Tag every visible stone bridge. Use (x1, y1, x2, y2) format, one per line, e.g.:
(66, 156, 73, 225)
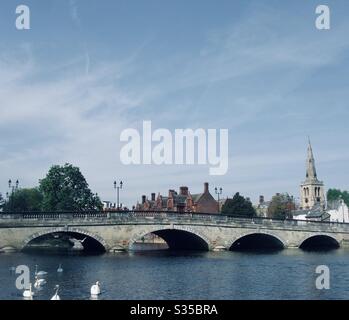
(1, 211, 349, 253)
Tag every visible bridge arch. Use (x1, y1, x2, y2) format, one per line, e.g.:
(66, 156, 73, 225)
(228, 231, 286, 251)
(129, 226, 211, 251)
(299, 234, 340, 250)
(22, 227, 108, 253)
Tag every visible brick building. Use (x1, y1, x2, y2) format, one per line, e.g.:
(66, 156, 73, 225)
(136, 182, 219, 214)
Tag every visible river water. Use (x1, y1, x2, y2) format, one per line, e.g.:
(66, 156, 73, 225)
(0, 248, 348, 300)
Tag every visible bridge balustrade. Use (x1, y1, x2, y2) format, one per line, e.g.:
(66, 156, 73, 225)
(0, 211, 348, 231)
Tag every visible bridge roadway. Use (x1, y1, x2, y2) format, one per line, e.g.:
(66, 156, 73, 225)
(0, 211, 349, 252)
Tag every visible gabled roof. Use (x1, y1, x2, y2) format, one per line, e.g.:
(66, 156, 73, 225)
(306, 211, 330, 220)
(191, 193, 204, 203)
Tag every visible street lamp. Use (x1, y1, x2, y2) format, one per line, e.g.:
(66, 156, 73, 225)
(8, 179, 19, 193)
(114, 180, 123, 210)
(215, 187, 223, 212)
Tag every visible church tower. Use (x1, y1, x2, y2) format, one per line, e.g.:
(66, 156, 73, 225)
(300, 140, 325, 210)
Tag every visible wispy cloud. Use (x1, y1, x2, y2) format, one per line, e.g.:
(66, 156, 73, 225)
(69, 0, 81, 28)
(0, 49, 145, 204)
(68, 0, 91, 76)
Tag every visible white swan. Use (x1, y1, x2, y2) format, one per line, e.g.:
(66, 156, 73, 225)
(50, 285, 60, 300)
(23, 284, 34, 299)
(69, 237, 87, 251)
(35, 265, 48, 277)
(57, 264, 63, 273)
(34, 276, 46, 288)
(90, 281, 101, 296)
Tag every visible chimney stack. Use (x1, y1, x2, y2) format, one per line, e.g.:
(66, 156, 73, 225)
(151, 193, 156, 201)
(142, 195, 146, 204)
(169, 189, 176, 197)
(180, 186, 189, 196)
(204, 182, 209, 193)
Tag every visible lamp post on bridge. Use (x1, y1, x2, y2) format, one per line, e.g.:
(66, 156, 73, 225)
(114, 180, 123, 210)
(215, 187, 223, 213)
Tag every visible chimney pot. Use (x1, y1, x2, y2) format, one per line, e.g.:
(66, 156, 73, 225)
(204, 182, 209, 193)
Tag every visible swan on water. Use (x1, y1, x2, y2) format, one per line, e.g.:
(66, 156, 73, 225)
(69, 237, 87, 251)
(50, 285, 61, 300)
(35, 265, 48, 277)
(23, 284, 34, 299)
(57, 264, 63, 273)
(90, 281, 101, 296)
(34, 276, 46, 288)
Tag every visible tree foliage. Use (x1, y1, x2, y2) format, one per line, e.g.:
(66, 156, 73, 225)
(39, 163, 103, 212)
(327, 189, 349, 207)
(267, 193, 294, 220)
(221, 192, 256, 217)
(3, 188, 43, 212)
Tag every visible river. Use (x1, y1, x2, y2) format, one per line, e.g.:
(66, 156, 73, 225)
(0, 248, 348, 300)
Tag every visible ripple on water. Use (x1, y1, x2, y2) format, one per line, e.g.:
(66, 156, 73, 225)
(1, 249, 349, 300)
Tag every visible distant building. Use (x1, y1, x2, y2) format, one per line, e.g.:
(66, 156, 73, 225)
(300, 140, 325, 210)
(136, 182, 219, 214)
(293, 203, 330, 222)
(293, 140, 327, 221)
(102, 201, 116, 210)
(327, 199, 349, 223)
(255, 195, 270, 217)
(102, 201, 129, 211)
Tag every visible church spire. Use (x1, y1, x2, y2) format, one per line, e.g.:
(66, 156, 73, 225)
(300, 139, 325, 210)
(305, 138, 317, 181)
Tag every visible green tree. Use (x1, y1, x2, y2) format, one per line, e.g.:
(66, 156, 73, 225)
(327, 189, 342, 201)
(2, 188, 43, 212)
(221, 192, 256, 217)
(39, 163, 102, 211)
(327, 189, 349, 207)
(267, 193, 294, 220)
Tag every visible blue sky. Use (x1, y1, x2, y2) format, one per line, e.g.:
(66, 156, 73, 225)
(0, 0, 349, 207)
